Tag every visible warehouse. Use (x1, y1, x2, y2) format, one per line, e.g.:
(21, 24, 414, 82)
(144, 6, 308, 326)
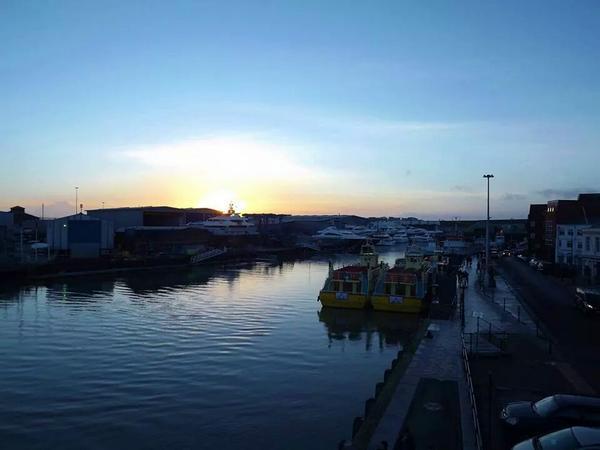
(47, 214, 114, 258)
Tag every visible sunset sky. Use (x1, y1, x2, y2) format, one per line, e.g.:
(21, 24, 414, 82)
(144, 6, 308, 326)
(2, 1, 600, 218)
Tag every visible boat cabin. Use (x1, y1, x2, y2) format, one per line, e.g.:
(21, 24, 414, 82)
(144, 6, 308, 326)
(330, 266, 367, 294)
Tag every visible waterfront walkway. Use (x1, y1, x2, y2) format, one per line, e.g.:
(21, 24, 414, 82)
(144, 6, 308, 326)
(367, 315, 477, 450)
(463, 258, 535, 335)
(367, 258, 539, 450)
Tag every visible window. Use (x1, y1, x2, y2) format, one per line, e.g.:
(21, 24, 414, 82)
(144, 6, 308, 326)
(578, 242, 582, 250)
(559, 229, 565, 236)
(567, 229, 573, 236)
(577, 229, 583, 236)
(567, 241, 572, 248)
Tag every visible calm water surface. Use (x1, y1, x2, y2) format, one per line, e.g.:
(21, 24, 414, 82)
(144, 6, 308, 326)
(0, 251, 420, 450)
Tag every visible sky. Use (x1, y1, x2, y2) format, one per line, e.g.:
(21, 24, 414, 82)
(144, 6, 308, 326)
(1, 0, 600, 219)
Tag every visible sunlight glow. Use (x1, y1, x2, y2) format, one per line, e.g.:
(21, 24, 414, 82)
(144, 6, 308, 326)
(197, 189, 247, 213)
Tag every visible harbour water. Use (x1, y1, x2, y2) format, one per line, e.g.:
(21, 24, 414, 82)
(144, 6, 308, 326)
(0, 251, 420, 450)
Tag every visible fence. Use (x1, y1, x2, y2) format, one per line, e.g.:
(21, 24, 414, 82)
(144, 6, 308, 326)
(461, 334, 484, 450)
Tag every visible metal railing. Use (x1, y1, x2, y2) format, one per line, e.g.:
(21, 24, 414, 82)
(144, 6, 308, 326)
(461, 334, 484, 450)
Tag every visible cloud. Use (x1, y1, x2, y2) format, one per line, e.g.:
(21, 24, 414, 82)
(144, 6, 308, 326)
(225, 102, 464, 137)
(535, 187, 599, 200)
(116, 134, 333, 185)
(451, 185, 474, 193)
(501, 193, 527, 201)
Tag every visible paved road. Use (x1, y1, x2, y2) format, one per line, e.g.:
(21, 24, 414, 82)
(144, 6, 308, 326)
(499, 257, 600, 394)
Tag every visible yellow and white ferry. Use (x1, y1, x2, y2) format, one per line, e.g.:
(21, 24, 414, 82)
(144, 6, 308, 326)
(370, 246, 437, 313)
(318, 242, 383, 309)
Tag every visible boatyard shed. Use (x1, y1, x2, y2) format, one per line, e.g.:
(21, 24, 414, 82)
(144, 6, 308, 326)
(88, 206, 219, 230)
(47, 214, 114, 258)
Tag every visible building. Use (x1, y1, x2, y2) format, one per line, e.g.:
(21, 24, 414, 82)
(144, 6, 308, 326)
(47, 214, 114, 258)
(87, 206, 219, 230)
(527, 204, 546, 257)
(0, 206, 41, 262)
(580, 228, 600, 285)
(542, 194, 600, 266)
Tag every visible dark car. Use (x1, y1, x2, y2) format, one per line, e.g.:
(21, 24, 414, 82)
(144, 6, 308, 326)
(500, 395, 600, 437)
(575, 288, 600, 315)
(512, 426, 600, 450)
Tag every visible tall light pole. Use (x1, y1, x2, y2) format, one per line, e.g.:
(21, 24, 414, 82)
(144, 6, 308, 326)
(483, 174, 494, 286)
(75, 186, 79, 215)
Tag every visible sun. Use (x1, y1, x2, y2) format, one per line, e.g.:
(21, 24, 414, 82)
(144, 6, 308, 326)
(197, 190, 247, 214)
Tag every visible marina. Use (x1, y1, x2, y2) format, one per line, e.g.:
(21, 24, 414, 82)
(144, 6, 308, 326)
(0, 252, 421, 450)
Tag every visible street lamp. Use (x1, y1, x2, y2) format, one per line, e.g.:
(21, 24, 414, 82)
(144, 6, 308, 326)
(483, 174, 494, 287)
(75, 186, 79, 215)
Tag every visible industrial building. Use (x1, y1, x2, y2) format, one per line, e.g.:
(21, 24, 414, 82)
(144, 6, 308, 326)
(87, 206, 219, 230)
(47, 214, 114, 258)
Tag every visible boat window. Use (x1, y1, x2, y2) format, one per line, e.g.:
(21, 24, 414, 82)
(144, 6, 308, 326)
(343, 282, 354, 293)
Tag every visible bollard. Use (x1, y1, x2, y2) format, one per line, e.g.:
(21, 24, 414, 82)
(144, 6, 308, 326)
(383, 369, 392, 382)
(352, 417, 364, 438)
(364, 398, 376, 417)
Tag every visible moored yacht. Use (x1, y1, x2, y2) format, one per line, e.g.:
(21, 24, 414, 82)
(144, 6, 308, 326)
(188, 204, 258, 236)
(312, 226, 365, 248)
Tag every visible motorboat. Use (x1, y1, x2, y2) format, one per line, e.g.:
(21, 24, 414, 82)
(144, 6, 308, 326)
(188, 204, 258, 236)
(312, 226, 365, 247)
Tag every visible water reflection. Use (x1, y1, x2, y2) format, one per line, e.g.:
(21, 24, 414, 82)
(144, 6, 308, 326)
(0, 256, 416, 450)
(318, 307, 421, 350)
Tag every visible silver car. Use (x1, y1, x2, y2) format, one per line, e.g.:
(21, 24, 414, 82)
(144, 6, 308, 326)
(512, 426, 600, 450)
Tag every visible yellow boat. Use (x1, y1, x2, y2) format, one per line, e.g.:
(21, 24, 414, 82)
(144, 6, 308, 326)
(318, 242, 382, 310)
(370, 246, 437, 313)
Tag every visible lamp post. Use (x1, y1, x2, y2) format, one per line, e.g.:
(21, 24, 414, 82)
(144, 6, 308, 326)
(75, 186, 79, 215)
(483, 174, 494, 287)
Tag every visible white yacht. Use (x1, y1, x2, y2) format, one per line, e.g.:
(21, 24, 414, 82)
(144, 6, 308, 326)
(392, 233, 409, 244)
(410, 234, 437, 254)
(312, 226, 365, 247)
(188, 204, 258, 236)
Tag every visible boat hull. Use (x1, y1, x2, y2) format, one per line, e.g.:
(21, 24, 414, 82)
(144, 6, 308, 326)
(370, 294, 423, 313)
(318, 291, 369, 309)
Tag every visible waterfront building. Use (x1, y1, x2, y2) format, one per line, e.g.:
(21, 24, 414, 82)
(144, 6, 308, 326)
(543, 194, 600, 267)
(527, 204, 546, 257)
(47, 214, 114, 258)
(87, 206, 219, 231)
(580, 227, 600, 285)
(0, 206, 42, 262)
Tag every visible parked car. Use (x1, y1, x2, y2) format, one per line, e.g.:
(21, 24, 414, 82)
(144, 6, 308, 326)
(574, 288, 600, 315)
(512, 426, 600, 450)
(502, 250, 512, 257)
(529, 258, 538, 268)
(517, 254, 528, 262)
(500, 394, 600, 437)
